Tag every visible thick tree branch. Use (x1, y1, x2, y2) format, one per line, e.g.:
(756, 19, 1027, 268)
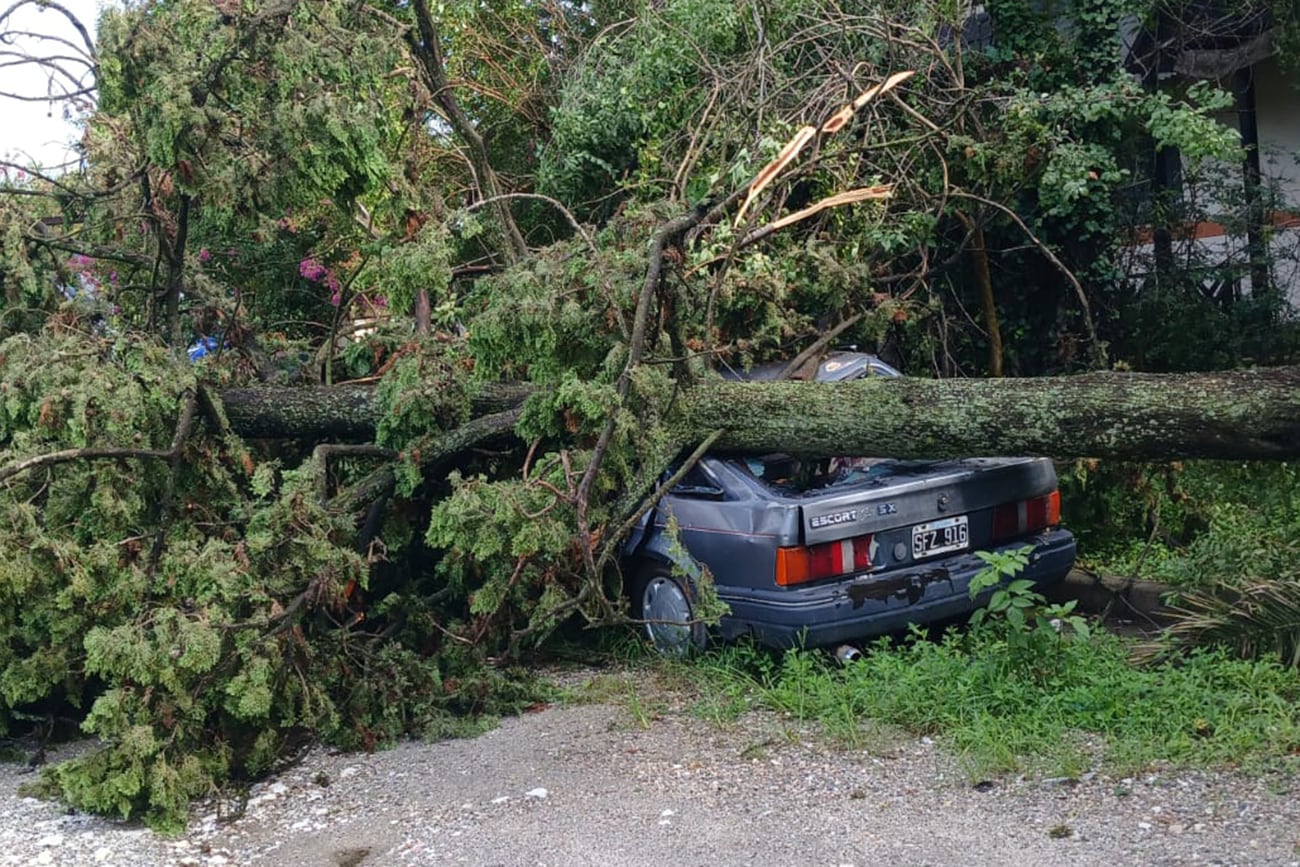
(218, 382, 533, 441)
(328, 408, 524, 515)
(213, 360, 1300, 473)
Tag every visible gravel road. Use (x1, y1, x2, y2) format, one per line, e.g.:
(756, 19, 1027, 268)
(2, 666, 1298, 867)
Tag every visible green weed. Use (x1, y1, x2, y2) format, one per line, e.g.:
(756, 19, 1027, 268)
(685, 627, 1300, 780)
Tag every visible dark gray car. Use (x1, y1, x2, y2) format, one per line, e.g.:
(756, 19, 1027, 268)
(623, 353, 1077, 653)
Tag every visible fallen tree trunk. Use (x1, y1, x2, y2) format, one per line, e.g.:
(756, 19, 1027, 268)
(219, 366, 1300, 461)
(686, 367, 1300, 460)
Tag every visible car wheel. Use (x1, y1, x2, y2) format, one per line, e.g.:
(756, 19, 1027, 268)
(633, 565, 707, 655)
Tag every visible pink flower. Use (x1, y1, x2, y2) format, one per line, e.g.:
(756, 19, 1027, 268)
(326, 272, 342, 306)
(299, 257, 328, 282)
(198, 247, 211, 263)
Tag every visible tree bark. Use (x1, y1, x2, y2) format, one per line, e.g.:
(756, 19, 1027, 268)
(219, 383, 534, 440)
(683, 368, 1300, 460)
(954, 211, 1002, 377)
(219, 367, 1300, 461)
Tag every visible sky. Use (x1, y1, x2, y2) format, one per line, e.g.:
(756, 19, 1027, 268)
(0, 0, 106, 169)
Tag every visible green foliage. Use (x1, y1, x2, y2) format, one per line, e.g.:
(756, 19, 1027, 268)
(373, 344, 474, 454)
(539, 0, 751, 209)
(426, 464, 583, 640)
(370, 223, 455, 321)
(0, 186, 62, 336)
(1065, 461, 1300, 592)
(691, 631, 1300, 779)
(968, 547, 1090, 668)
(0, 324, 543, 828)
(97, 0, 401, 205)
(466, 232, 637, 384)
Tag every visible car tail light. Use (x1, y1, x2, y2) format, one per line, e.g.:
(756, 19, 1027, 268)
(991, 490, 1061, 541)
(776, 534, 874, 586)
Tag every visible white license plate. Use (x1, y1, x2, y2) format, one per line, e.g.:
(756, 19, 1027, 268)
(911, 515, 969, 558)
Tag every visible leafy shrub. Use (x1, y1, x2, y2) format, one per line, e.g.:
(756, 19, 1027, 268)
(0, 324, 543, 829)
(1064, 460, 1300, 592)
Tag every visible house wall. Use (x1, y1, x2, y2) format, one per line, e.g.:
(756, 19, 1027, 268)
(1253, 55, 1300, 204)
(1175, 54, 1300, 306)
(1242, 55, 1300, 306)
(1116, 22, 1299, 309)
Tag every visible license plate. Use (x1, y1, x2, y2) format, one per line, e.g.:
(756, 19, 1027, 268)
(912, 515, 969, 558)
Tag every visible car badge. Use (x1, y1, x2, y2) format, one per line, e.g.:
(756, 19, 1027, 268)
(937, 494, 950, 512)
(809, 509, 858, 529)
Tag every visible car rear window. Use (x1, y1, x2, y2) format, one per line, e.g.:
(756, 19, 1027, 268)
(739, 454, 921, 495)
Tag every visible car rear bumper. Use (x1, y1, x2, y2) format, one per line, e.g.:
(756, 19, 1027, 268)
(715, 529, 1077, 649)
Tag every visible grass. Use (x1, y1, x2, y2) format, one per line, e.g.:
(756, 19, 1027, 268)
(665, 626, 1300, 782)
(547, 595, 1300, 783)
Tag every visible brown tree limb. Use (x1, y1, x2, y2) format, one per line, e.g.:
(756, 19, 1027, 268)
(328, 408, 524, 515)
(954, 210, 1003, 377)
(0, 446, 175, 484)
(950, 190, 1102, 367)
(407, 0, 528, 264)
(147, 389, 200, 577)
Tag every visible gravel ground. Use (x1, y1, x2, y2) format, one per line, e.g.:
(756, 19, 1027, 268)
(2, 666, 1298, 867)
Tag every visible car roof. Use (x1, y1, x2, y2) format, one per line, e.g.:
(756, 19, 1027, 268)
(720, 351, 900, 383)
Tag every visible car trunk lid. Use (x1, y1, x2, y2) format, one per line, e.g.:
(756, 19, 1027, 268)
(797, 457, 1057, 547)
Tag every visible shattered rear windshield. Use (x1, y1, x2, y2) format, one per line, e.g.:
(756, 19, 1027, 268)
(738, 455, 942, 496)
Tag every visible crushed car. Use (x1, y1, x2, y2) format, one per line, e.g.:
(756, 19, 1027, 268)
(623, 352, 1077, 654)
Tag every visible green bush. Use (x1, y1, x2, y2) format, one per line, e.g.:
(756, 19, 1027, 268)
(0, 325, 543, 830)
(1063, 460, 1300, 592)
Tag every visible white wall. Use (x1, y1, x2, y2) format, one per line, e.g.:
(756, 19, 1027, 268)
(1164, 55, 1300, 307)
(1254, 55, 1300, 205)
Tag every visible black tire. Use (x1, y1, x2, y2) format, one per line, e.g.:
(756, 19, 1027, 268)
(631, 563, 707, 655)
